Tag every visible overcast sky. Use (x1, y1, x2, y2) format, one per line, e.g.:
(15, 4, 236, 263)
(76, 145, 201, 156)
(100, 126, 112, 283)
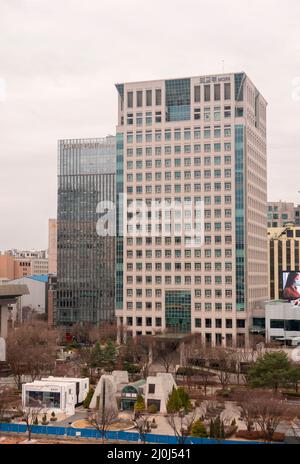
(0, 0, 299, 250)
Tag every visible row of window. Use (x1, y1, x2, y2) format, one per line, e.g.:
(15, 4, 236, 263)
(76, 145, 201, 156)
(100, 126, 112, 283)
(127, 170, 232, 180)
(126, 301, 233, 311)
(126, 275, 232, 285)
(126, 89, 162, 108)
(125, 83, 232, 110)
(127, 283, 233, 297)
(126, 262, 233, 272)
(127, 156, 232, 168)
(127, 184, 233, 195)
(126, 145, 232, 157)
(125, 317, 245, 329)
(127, 126, 232, 141)
(125, 106, 234, 125)
(126, 248, 232, 258)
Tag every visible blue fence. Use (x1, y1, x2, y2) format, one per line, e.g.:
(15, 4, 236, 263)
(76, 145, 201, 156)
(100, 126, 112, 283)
(0, 422, 267, 444)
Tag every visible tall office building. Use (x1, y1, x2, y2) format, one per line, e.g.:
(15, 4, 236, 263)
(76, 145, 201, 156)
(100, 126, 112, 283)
(48, 218, 57, 274)
(115, 72, 268, 347)
(56, 136, 116, 326)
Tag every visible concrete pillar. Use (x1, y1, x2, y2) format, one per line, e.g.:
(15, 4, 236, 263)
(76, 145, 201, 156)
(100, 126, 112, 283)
(0, 304, 8, 339)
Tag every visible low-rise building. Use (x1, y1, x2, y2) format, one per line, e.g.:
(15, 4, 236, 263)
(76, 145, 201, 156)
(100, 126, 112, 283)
(91, 370, 177, 413)
(22, 376, 89, 416)
(265, 300, 300, 345)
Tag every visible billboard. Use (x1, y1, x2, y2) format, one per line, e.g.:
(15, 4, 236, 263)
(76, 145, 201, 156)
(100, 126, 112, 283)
(282, 272, 300, 300)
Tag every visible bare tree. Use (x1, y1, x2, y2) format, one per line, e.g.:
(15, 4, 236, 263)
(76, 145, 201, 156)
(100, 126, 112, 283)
(254, 395, 300, 442)
(88, 407, 117, 443)
(153, 337, 180, 373)
(210, 347, 234, 390)
(235, 390, 258, 432)
(0, 388, 19, 422)
(6, 321, 59, 388)
(133, 413, 152, 443)
(167, 407, 197, 444)
(18, 400, 43, 442)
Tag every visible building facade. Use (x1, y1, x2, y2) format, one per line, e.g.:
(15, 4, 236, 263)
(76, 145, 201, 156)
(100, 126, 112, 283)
(0, 251, 48, 280)
(115, 72, 268, 347)
(48, 218, 57, 274)
(268, 224, 300, 300)
(267, 201, 295, 228)
(56, 136, 116, 326)
(265, 300, 300, 344)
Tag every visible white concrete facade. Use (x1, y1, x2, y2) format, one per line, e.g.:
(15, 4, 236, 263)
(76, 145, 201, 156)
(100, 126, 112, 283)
(22, 377, 89, 416)
(145, 373, 177, 413)
(41, 376, 89, 403)
(265, 300, 300, 343)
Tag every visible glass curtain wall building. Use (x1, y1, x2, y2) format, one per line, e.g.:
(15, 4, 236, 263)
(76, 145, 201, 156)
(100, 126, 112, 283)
(115, 72, 268, 348)
(56, 136, 116, 326)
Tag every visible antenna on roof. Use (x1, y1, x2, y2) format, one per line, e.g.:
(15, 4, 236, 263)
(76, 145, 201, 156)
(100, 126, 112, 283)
(222, 60, 225, 73)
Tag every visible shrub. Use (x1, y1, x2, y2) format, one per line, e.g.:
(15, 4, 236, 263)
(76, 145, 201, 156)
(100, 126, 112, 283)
(151, 418, 158, 429)
(41, 413, 49, 425)
(33, 416, 39, 425)
(50, 411, 57, 421)
(231, 418, 236, 427)
(147, 404, 158, 414)
(134, 395, 145, 413)
(191, 419, 208, 438)
(236, 430, 285, 442)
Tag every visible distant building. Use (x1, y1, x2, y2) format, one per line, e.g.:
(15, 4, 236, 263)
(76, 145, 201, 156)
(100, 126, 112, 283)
(48, 219, 57, 274)
(0, 255, 14, 281)
(268, 202, 295, 227)
(0, 284, 29, 361)
(268, 201, 300, 227)
(0, 250, 48, 280)
(265, 300, 300, 345)
(8, 275, 48, 323)
(268, 224, 300, 300)
(56, 136, 116, 326)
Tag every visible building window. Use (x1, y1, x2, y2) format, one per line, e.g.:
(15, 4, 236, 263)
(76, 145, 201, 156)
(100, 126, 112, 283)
(195, 318, 201, 328)
(224, 83, 231, 100)
(204, 85, 211, 102)
(214, 84, 221, 101)
(148, 384, 155, 394)
(137, 90, 143, 107)
(194, 85, 201, 102)
(127, 91, 133, 108)
(146, 89, 152, 106)
(155, 89, 162, 106)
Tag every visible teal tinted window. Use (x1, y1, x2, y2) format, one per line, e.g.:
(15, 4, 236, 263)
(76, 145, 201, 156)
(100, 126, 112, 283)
(166, 79, 191, 122)
(165, 290, 191, 333)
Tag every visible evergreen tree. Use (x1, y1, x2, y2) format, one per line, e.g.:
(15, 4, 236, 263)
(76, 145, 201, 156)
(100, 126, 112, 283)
(191, 419, 208, 438)
(247, 351, 300, 392)
(91, 342, 104, 368)
(166, 387, 181, 413)
(103, 340, 117, 372)
(177, 387, 192, 413)
(134, 395, 146, 413)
